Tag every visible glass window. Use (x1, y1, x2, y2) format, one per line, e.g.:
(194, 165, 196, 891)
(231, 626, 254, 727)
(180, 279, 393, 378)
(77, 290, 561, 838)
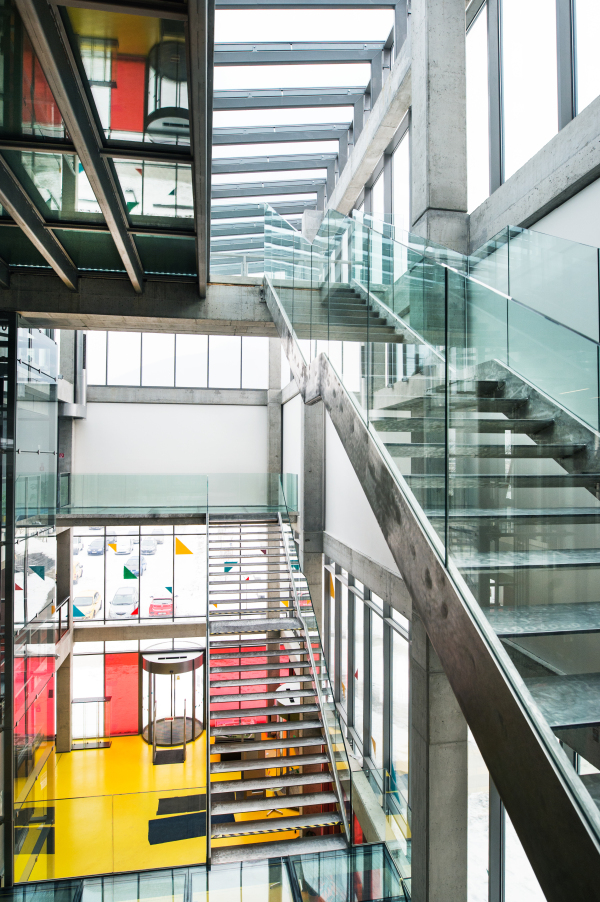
(502, 0, 558, 180)
(574, 0, 600, 114)
(391, 630, 409, 803)
(392, 133, 410, 231)
(371, 612, 384, 770)
(329, 575, 336, 687)
(466, 5, 490, 211)
(141, 333, 175, 386)
(505, 809, 547, 900)
(242, 336, 270, 389)
(354, 593, 364, 744)
(107, 332, 141, 385)
(208, 335, 242, 388)
(174, 530, 206, 618)
(468, 730, 490, 902)
(340, 584, 349, 713)
(176, 334, 208, 387)
(86, 330, 107, 385)
(371, 173, 385, 219)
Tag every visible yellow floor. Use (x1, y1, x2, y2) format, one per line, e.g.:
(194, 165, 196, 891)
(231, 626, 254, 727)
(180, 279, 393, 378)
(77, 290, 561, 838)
(16, 735, 301, 882)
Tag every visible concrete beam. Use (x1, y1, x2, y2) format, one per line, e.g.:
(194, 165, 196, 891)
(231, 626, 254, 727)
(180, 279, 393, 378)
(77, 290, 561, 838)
(327, 36, 411, 215)
(469, 92, 600, 253)
(7, 273, 276, 335)
(87, 386, 268, 405)
(268, 337, 282, 474)
(323, 531, 411, 621)
(74, 622, 207, 641)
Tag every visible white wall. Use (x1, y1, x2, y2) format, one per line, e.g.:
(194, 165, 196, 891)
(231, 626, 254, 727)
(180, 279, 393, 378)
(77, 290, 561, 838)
(73, 403, 268, 474)
(282, 394, 302, 479)
(532, 177, 600, 248)
(325, 412, 400, 575)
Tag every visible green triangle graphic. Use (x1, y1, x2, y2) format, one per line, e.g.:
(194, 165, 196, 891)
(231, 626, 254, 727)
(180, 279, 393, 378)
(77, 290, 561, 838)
(166, 586, 172, 593)
(30, 565, 45, 580)
(126, 200, 139, 212)
(73, 605, 84, 617)
(224, 561, 237, 573)
(124, 566, 137, 579)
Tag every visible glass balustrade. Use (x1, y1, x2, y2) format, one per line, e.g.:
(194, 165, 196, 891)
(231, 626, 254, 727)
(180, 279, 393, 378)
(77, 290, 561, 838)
(264, 203, 600, 856)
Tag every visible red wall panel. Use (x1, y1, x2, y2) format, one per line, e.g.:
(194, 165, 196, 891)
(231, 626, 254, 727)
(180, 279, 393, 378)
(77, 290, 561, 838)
(111, 58, 145, 133)
(105, 653, 139, 735)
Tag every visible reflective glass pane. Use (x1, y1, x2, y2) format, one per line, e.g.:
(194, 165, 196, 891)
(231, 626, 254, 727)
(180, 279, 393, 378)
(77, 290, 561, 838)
(392, 132, 410, 231)
(134, 234, 197, 277)
(176, 334, 208, 387)
(208, 335, 241, 388)
(113, 160, 194, 223)
(241, 336, 269, 389)
(54, 230, 126, 272)
(86, 330, 107, 385)
(174, 530, 206, 617)
(391, 630, 409, 807)
(2, 151, 104, 223)
(371, 173, 385, 219)
(66, 8, 189, 144)
(466, 5, 489, 211)
(575, 0, 600, 113)
(502, 0, 558, 180)
(107, 332, 141, 385)
(371, 611, 384, 770)
(141, 332, 174, 386)
(354, 593, 364, 743)
(340, 583, 348, 713)
(468, 731, 489, 902)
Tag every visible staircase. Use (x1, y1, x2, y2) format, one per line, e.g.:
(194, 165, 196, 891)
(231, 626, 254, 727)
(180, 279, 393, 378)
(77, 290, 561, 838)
(205, 517, 349, 865)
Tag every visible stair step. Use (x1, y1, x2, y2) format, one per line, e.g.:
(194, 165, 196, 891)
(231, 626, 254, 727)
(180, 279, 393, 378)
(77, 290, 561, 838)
(210, 640, 312, 651)
(211, 719, 323, 736)
(210, 676, 313, 688)
(371, 416, 555, 434)
(386, 441, 584, 459)
(210, 649, 317, 660)
(211, 771, 334, 794)
(210, 703, 320, 718)
(211, 689, 316, 703)
(210, 617, 303, 634)
(211, 811, 342, 838)
(210, 834, 347, 864)
(209, 578, 292, 586)
(212, 789, 337, 815)
(210, 753, 329, 773)
(210, 662, 312, 673)
(212, 736, 324, 754)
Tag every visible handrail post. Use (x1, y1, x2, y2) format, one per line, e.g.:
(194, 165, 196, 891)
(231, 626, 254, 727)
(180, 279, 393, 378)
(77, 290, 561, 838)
(183, 699, 187, 762)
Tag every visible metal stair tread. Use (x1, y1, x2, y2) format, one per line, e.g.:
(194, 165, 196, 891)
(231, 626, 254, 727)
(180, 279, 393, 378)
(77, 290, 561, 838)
(210, 662, 312, 673)
(211, 689, 317, 703)
(210, 771, 334, 794)
(210, 676, 314, 687)
(211, 719, 323, 736)
(211, 811, 342, 837)
(212, 736, 324, 754)
(210, 752, 329, 773)
(210, 617, 303, 633)
(209, 703, 320, 718)
(211, 790, 337, 815)
(210, 834, 346, 864)
(371, 416, 555, 434)
(386, 441, 584, 459)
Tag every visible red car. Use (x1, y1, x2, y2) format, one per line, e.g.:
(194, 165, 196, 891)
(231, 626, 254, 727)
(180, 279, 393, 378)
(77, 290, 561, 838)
(148, 595, 174, 616)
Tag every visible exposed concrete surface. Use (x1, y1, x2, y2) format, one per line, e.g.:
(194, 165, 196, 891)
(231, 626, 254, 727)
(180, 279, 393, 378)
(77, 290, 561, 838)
(56, 653, 73, 753)
(74, 621, 207, 641)
(410, 611, 468, 902)
(87, 386, 268, 405)
(300, 400, 325, 628)
(268, 336, 283, 475)
(281, 380, 300, 404)
(469, 92, 600, 252)
(323, 531, 411, 621)
(328, 37, 411, 215)
(10, 273, 276, 335)
(351, 768, 390, 842)
(411, 0, 468, 253)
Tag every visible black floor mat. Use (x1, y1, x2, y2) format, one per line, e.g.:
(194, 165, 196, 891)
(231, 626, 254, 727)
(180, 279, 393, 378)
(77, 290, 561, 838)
(148, 813, 206, 845)
(154, 748, 185, 765)
(157, 794, 206, 815)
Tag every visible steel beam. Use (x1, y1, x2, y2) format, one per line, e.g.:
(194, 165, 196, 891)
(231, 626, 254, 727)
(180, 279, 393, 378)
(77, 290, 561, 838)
(212, 178, 325, 198)
(213, 124, 350, 145)
(0, 136, 194, 165)
(217, 0, 397, 6)
(212, 153, 336, 174)
(0, 153, 77, 289)
(211, 220, 265, 236)
(54, 0, 188, 17)
(15, 0, 145, 293)
(211, 199, 316, 217)
(187, 0, 214, 298)
(214, 87, 364, 110)
(211, 236, 264, 252)
(214, 41, 384, 65)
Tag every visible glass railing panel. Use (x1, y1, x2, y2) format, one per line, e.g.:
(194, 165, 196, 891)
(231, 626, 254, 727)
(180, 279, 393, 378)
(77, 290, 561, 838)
(506, 227, 600, 342)
(289, 843, 405, 902)
(468, 226, 509, 295)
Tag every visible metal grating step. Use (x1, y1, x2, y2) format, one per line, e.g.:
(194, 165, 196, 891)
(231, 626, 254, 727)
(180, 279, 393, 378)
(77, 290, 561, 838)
(210, 752, 329, 773)
(210, 771, 333, 794)
(210, 704, 320, 720)
(210, 676, 314, 688)
(212, 736, 324, 754)
(211, 719, 323, 736)
(211, 790, 337, 816)
(210, 834, 347, 864)
(210, 617, 303, 633)
(210, 662, 312, 673)
(211, 811, 342, 838)
(210, 689, 317, 703)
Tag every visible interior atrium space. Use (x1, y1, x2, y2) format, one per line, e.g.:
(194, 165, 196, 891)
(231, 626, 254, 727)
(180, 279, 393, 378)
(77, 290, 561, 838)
(3, 0, 600, 900)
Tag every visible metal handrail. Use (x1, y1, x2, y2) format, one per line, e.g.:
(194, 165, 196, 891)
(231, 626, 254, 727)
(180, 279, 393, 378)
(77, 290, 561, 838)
(183, 700, 187, 762)
(277, 512, 351, 842)
(205, 512, 212, 868)
(152, 698, 157, 764)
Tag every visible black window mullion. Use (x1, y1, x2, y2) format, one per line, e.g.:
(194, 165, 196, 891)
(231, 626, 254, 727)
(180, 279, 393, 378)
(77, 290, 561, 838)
(363, 588, 372, 758)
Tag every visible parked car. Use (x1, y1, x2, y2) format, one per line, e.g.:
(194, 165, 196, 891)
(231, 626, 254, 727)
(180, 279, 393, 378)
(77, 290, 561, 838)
(73, 560, 83, 583)
(73, 589, 102, 620)
(149, 594, 173, 617)
(115, 538, 133, 555)
(140, 537, 157, 555)
(87, 537, 104, 555)
(73, 538, 83, 555)
(108, 586, 138, 619)
(151, 528, 164, 544)
(125, 554, 146, 577)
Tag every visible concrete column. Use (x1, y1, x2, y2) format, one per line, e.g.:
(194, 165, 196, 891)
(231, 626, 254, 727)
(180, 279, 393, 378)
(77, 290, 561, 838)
(410, 0, 468, 253)
(410, 611, 468, 902)
(56, 652, 73, 752)
(299, 400, 325, 630)
(267, 337, 282, 474)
